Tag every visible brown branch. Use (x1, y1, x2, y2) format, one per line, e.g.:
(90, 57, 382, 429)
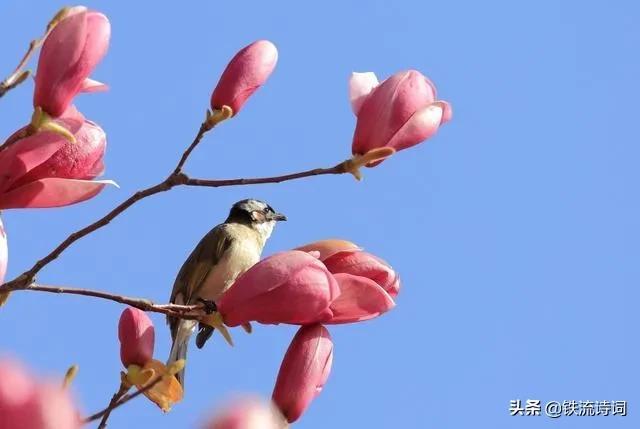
(0, 121, 209, 291)
(184, 165, 345, 188)
(22, 283, 205, 320)
(173, 123, 207, 175)
(96, 382, 130, 429)
(0, 22, 53, 99)
(84, 375, 164, 424)
(0, 125, 349, 292)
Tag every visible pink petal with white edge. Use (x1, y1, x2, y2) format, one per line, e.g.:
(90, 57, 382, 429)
(324, 273, 395, 324)
(295, 239, 361, 261)
(349, 72, 378, 115)
(0, 178, 117, 209)
(79, 78, 109, 93)
(436, 100, 453, 124)
(385, 102, 444, 152)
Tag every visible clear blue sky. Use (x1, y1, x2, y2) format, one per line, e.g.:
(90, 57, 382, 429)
(1, 1, 638, 428)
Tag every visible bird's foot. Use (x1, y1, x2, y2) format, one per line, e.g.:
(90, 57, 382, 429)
(197, 298, 218, 314)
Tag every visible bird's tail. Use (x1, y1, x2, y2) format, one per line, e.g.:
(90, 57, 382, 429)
(168, 319, 196, 388)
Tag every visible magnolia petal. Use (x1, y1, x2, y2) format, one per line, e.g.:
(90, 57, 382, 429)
(324, 273, 395, 324)
(0, 178, 117, 209)
(435, 100, 453, 124)
(384, 102, 443, 153)
(0, 133, 66, 193)
(0, 216, 8, 286)
(79, 78, 109, 93)
(295, 239, 361, 261)
(272, 325, 333, 423)
(349, 72, 379, 115)
(323, 250, 400, 298)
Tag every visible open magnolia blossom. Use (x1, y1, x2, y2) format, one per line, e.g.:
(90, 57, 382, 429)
(204, 397, 287, 429)
(34, 6, 110, 117)
(0, 107, 116, 209)
(211, 40, 278, 116)
(118, 307, 155, 367)
(272, 325, 333, 423)
(297, 239, 398, 324)
(216, 251, 340, 327)
(0, 359, 81, 429)
(216, 245, 398, 329)
(350, 70, 452, 166)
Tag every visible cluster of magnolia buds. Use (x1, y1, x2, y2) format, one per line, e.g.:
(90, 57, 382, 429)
(116, 239, 397, 425)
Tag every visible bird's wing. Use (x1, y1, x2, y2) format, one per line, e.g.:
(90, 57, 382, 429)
(168, 224, 233, 337)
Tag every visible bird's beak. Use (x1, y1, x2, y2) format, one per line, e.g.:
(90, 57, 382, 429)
(270, 212, 287, 221)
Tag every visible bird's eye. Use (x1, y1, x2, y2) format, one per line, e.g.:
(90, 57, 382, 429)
(265, 206, 274, 213)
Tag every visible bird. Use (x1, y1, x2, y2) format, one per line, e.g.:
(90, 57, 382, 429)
(167, 199, 286, 387)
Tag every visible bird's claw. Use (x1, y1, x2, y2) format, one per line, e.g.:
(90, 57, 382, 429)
(197, 298, 217, 314)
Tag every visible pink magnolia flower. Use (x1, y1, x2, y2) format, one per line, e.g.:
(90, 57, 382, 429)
(350, 70, 452, 165)
(0, 107, 115, 210)
(118, 307, 155, 367)
(0, 359, 81, 429)
(272, 324, 333, 423)
(204, 397, 285, 429)
(34, 7, 110, 117)
(0, 217, 7, 285)
(217, 251, 340, 327)
(297, 240, 398, 323)
(210, 40, 278, 115)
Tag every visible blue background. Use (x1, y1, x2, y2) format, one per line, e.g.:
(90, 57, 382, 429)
(1, 1, 638, 428)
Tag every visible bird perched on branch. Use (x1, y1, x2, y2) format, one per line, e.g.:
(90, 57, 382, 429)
(167, 199, 286, 387)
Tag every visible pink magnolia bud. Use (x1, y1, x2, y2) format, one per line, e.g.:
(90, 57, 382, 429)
(34, 8, 110, 117)
(0, 359, 81, 429)
(118, 307, 155, 367)
(0, 217, 7, 285)
(296, 240, 399, 323)
(272, 325, 333, 423)
(210, 40, 278, 115)
(0, 107, 115, 210)
(204, 397, 285, 429)
(217, 251, 340, 327)
(351, 70, 452, 165)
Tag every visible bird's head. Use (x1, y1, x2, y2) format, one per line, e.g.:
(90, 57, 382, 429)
(226, 199, 287, 240)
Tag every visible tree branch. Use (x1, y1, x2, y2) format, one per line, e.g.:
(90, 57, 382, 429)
(0, 113, 350, 292)
(184, 165, 345, 188)
(21, 283, 205, 320)
(84, 375, 164, 424)
(0, 24, 52, 99)
(0, 121, 209, 290)
(96, 382, 130, 429)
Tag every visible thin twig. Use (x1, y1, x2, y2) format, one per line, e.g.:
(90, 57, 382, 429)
(96, 382, 130, 429)
(0, 121, 209, 291)
(0, 25, 52, 99)
(0, 123, 348, 292)
(84, 375, 165, 424)
(22, 283, 204, 320)
(184, 165, 344, 188)
(173, 123, 207, 174)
